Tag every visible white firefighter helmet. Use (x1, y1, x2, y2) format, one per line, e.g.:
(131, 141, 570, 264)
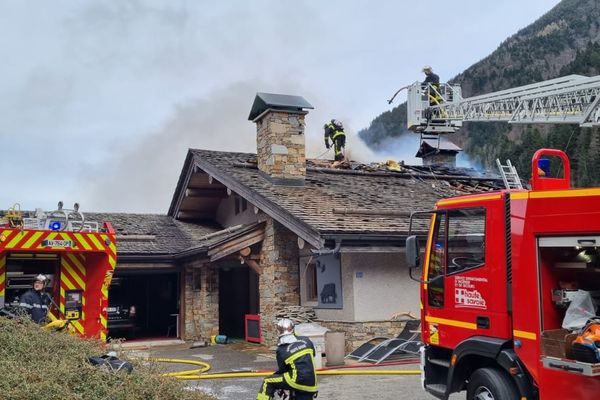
(33, 274, 48, 286)
(422, 65, 433, 73)
(276, 318, 295, 337)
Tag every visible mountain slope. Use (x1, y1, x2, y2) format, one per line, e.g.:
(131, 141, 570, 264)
(360, 0, 600, 185)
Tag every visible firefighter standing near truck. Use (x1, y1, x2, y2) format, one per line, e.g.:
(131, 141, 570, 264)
(18, 274, 50, 324)
(324, 119, 346, 162)
(257, 318, 318, 400)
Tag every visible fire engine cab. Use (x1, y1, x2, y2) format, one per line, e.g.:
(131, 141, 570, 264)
(0, 203, 116, 341)
(405, 149, 600, 399)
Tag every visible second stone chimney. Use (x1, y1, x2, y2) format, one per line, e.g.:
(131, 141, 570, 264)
(416, 136, 462, 167)
(248, 93, 314, 186)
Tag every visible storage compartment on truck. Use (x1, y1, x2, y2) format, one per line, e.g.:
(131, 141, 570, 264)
(538, 236, 600, 374)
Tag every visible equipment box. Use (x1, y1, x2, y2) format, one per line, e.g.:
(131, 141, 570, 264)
(541, 329, 577, 359)
(542, 356, 600, 377)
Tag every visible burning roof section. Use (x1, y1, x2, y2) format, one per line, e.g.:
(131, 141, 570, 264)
(169, 149, 505, 247)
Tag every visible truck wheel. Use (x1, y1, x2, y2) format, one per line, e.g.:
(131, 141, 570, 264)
(466, 368, 519, 400)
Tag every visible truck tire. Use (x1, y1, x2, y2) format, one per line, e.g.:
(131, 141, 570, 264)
(466, 367, 519, 400)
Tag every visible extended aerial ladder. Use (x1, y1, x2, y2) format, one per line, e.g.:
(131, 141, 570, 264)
(406, 74, 600, 134)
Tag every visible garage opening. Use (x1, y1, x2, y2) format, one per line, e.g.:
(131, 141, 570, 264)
(108, 270, 180, 340)
(218, 262, 259, 339)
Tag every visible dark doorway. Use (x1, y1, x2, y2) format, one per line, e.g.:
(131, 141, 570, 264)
(108, 270, 179, 340)
(218, 264, 259, 338)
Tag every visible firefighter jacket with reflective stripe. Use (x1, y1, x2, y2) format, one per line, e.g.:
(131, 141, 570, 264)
(422, 72, 440, 86)
(19, 289, 49, 324)
(275, 336, 318, 392)
(324, 122, 345, 141)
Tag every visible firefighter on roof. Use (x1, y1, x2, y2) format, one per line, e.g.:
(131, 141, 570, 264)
(324, 119, 346, 162)
(18, 274, 50, 324)
(256, 318, 318, 400)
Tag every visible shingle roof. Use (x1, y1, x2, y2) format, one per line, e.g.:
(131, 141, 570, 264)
(421, 138, 463, 152)
(87, 212, 222, 255)
(172, 149, 502, 245)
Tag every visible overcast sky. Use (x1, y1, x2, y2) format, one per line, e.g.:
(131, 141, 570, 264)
(0, 0, 562, 213)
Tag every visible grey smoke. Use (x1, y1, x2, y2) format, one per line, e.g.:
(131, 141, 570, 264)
(77, 80, 380, 213)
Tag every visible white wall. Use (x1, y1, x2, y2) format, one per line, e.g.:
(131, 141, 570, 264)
(345, 252, 419, 321)
(215, 193, 261, 227)
(299, 250, 419, 322)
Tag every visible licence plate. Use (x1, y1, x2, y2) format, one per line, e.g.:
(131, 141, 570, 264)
(42, 240, 74, 248)
(106, 307, 117, 312)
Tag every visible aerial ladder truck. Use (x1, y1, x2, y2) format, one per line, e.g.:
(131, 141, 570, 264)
(402, 74, 600, 399)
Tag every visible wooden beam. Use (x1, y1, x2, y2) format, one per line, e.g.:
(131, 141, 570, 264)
(244, 259, 261, 275)
(188, 172, 210, 187)
(185, 188, 227, 198)
(176, 211, 216, 220)
(207, 230, 264, 255)
(239, 247, 252, 257)
(208, 232, 265, 261)
(188, 172, 225, 189)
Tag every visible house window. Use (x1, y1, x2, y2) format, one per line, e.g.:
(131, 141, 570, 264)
(315, 255, 342, 309)
(427, 212, 446, 308)
(241, 198, 248, 212)
(447, 208, 486, 274)
(192, 269, 202, 292)
(426, 208, 486, 308)
(234, 196, 240, 215)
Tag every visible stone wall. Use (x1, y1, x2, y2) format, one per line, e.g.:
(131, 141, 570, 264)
(422, 153, 457, 167)
(259, 218, 301, 345)
(317, 319, 414, 353)
(255, 110, 307, 183)
(183, 260, 219, 340)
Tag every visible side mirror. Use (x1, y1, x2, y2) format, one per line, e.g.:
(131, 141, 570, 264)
(405, 235, 421, 269)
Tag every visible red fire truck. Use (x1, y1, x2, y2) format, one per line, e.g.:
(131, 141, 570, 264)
(0, 203, 116, 341)
(402, 76, 600, 399)
(406, 149, 600, 399)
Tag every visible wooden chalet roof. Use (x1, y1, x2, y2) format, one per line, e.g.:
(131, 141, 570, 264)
(169, 149, 503, 248)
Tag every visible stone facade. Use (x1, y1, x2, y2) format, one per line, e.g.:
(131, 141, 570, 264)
(422, 152, 457, 167)
(255, 110, 307, 184)
(183, 260, 219, 340)
(317, 319, 411, 353)
(259, 218, 301, 345)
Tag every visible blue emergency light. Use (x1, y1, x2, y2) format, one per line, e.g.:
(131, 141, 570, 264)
(50, 221, 61, 231)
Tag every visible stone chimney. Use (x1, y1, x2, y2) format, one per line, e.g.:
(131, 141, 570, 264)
(248, 93, 314, 186)
(416, 136, 462, 167)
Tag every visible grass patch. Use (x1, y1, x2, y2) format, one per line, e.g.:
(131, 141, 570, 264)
(0, 316, 215, 400)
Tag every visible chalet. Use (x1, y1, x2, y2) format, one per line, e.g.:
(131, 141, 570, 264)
(1, 93, 499, 348)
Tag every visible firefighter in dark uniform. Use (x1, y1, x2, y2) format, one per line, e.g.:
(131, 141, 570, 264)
(324, 119, 346, 162)
(257, 318, 318, 400)
(18, 274, 50, 324)
(422, 65, 442, 106)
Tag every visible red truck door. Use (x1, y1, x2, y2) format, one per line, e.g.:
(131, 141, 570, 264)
(423, 199, 512, 348)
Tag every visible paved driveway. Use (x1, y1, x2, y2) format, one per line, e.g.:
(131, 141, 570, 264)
(126, 341, 463, 400)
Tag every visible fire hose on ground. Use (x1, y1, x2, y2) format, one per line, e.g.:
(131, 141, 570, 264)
(150, 357, 421, 380)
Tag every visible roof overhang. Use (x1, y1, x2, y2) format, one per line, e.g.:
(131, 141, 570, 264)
(170, 151, 323, 249)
